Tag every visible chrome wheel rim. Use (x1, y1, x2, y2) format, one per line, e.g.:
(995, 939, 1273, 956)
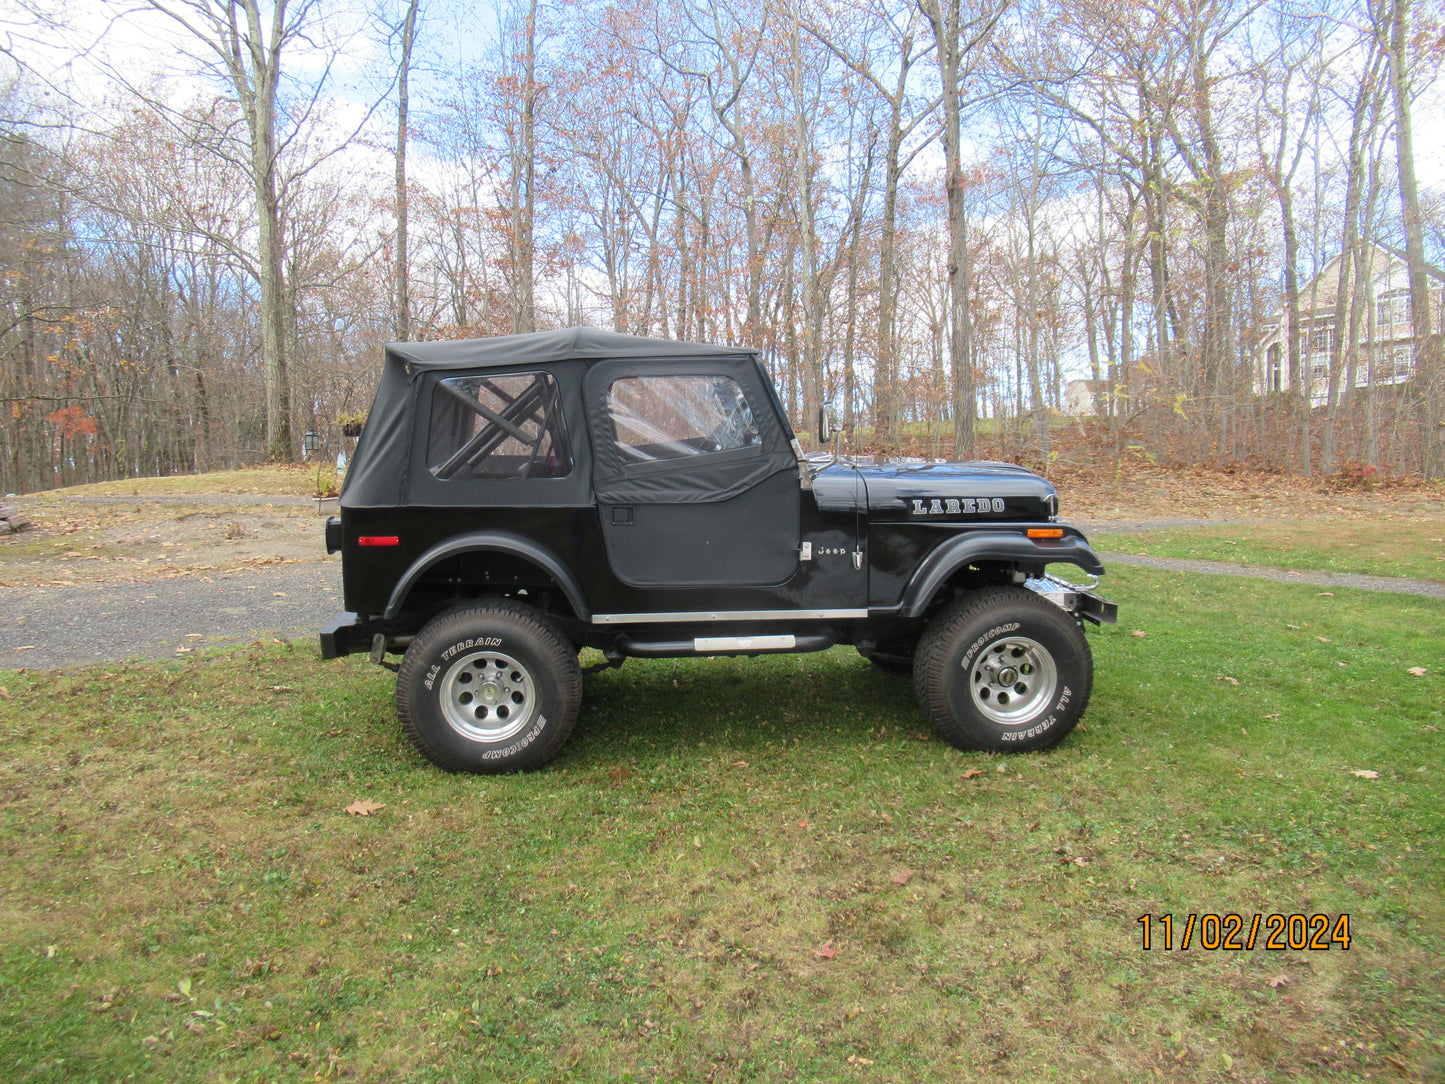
(438, 649, 536, 743)
(968, 635, 1057, 725)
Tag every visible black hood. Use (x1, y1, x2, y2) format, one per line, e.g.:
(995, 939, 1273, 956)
(850, 458, 1058, 523)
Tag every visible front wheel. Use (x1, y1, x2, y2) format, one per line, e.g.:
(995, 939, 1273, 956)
(395, 602, 581, 772)
(913, 586, 1093, 753)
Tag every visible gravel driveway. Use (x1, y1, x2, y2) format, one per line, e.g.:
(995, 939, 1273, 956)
(2, 563, 344, 670)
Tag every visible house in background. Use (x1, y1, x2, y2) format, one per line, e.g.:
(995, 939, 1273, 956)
(1255, 243, 1444, 406)
(1062, 378, 1100, 416)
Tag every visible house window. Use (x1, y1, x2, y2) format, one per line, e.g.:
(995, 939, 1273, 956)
(1305, 326, 1332, 355)
(1376, 294, 1410, 330)
(1393, 344, 1416, 379)
(427, 372, 572, 480)
(1266, 343, 1282, 392)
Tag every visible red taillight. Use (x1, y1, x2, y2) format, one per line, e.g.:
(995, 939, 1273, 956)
(358, 536, 400, 547)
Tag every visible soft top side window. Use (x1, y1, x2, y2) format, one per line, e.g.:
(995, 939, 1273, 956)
(427, 371, 572, 480)
(607, 375, 760, 463)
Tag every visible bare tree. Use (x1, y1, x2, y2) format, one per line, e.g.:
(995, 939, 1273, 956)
(393, 0, 422, 341)
(808, 0, 937, 449)
(1381, 0, 1442, 476)
(917, 0, 1010, 458)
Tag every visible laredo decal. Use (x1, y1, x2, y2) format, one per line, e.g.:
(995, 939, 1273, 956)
(911, 497, 1007, 516)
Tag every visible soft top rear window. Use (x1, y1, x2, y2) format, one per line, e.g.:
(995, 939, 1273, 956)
(427, 372, 572, 480)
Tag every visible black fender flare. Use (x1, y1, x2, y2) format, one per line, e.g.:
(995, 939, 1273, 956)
(899, 529, 1104, 618)
(383, 530, 591, 622)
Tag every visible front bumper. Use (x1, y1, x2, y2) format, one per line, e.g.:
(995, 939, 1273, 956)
(1025, 574, 1118, 625)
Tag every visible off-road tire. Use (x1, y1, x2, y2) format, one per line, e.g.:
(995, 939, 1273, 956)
(913, 586, 1092, 753)
(395, 602, 581, 773)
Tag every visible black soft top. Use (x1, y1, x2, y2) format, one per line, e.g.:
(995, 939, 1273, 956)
(341, 327, 767, 508)
(385, 326, 748, 371)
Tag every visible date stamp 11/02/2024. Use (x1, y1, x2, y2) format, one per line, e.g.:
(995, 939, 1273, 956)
(1137, 913, 1352, 952)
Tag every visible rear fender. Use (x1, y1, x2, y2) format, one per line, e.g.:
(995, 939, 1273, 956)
(383, 530, 591, 622)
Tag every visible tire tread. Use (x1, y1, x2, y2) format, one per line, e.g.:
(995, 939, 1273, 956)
(913, 586, 1092, 753)
(395, 601, 581, 773)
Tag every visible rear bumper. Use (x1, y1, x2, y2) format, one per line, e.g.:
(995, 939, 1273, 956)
(320, 612, 371, 659)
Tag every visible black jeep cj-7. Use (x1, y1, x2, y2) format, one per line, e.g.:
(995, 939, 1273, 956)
(321, 328, 1116, 772)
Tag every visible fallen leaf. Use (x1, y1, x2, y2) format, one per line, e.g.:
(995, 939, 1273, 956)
(731, 760, 749, 768)
(961, 767, 984, 779)
(1268, 975, 1290, 989)
(846, 1055, 874, 1065)
(1407, 667, 1427, 677)
(1350, 769, 1379, 780)
(345, 799, 385, 816)
(1263, 713, 1281, 720)
(890, 871, 912, 885)
(813, 940, 836, 960)
(0, 687, 8, 699)
(1286, 623, 1300, 629)
(272, 592, 287, 598)
(1131, 629, 1147, 638)
(1219, 676, 1239, 685)
(1317, 592, 1334, 597)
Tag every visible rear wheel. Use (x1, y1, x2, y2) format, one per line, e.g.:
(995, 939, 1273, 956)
(913, 587, 1092, 753)
(395, 602, 581, 772)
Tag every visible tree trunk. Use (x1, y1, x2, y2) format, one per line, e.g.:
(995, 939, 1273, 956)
(394, 0, 420, 341)
(1385, 0, 1441, 476)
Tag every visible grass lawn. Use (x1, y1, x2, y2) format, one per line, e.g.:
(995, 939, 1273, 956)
(1095, 521, 1445, 584)
(1, 567, 1441, 1083)
(26, 465, 322, 499)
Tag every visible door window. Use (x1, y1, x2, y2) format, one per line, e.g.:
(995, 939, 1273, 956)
(606, 375, 760, 462)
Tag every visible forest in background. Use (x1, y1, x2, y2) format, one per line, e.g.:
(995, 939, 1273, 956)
(1, 0, 1442, 496)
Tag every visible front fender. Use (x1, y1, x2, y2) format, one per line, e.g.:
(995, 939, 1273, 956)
(383, 530, 591, 622)
(899, 528, 1104, 619)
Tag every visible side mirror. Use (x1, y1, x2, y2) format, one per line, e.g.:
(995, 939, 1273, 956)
(817, 403, 840, 445)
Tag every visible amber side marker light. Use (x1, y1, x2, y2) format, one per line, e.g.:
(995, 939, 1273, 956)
(358, 536, 400, 547)
(1027, 528, 1065, 540)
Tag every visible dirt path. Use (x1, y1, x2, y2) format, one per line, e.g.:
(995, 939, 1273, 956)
(1098, 552, 1445, 599)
